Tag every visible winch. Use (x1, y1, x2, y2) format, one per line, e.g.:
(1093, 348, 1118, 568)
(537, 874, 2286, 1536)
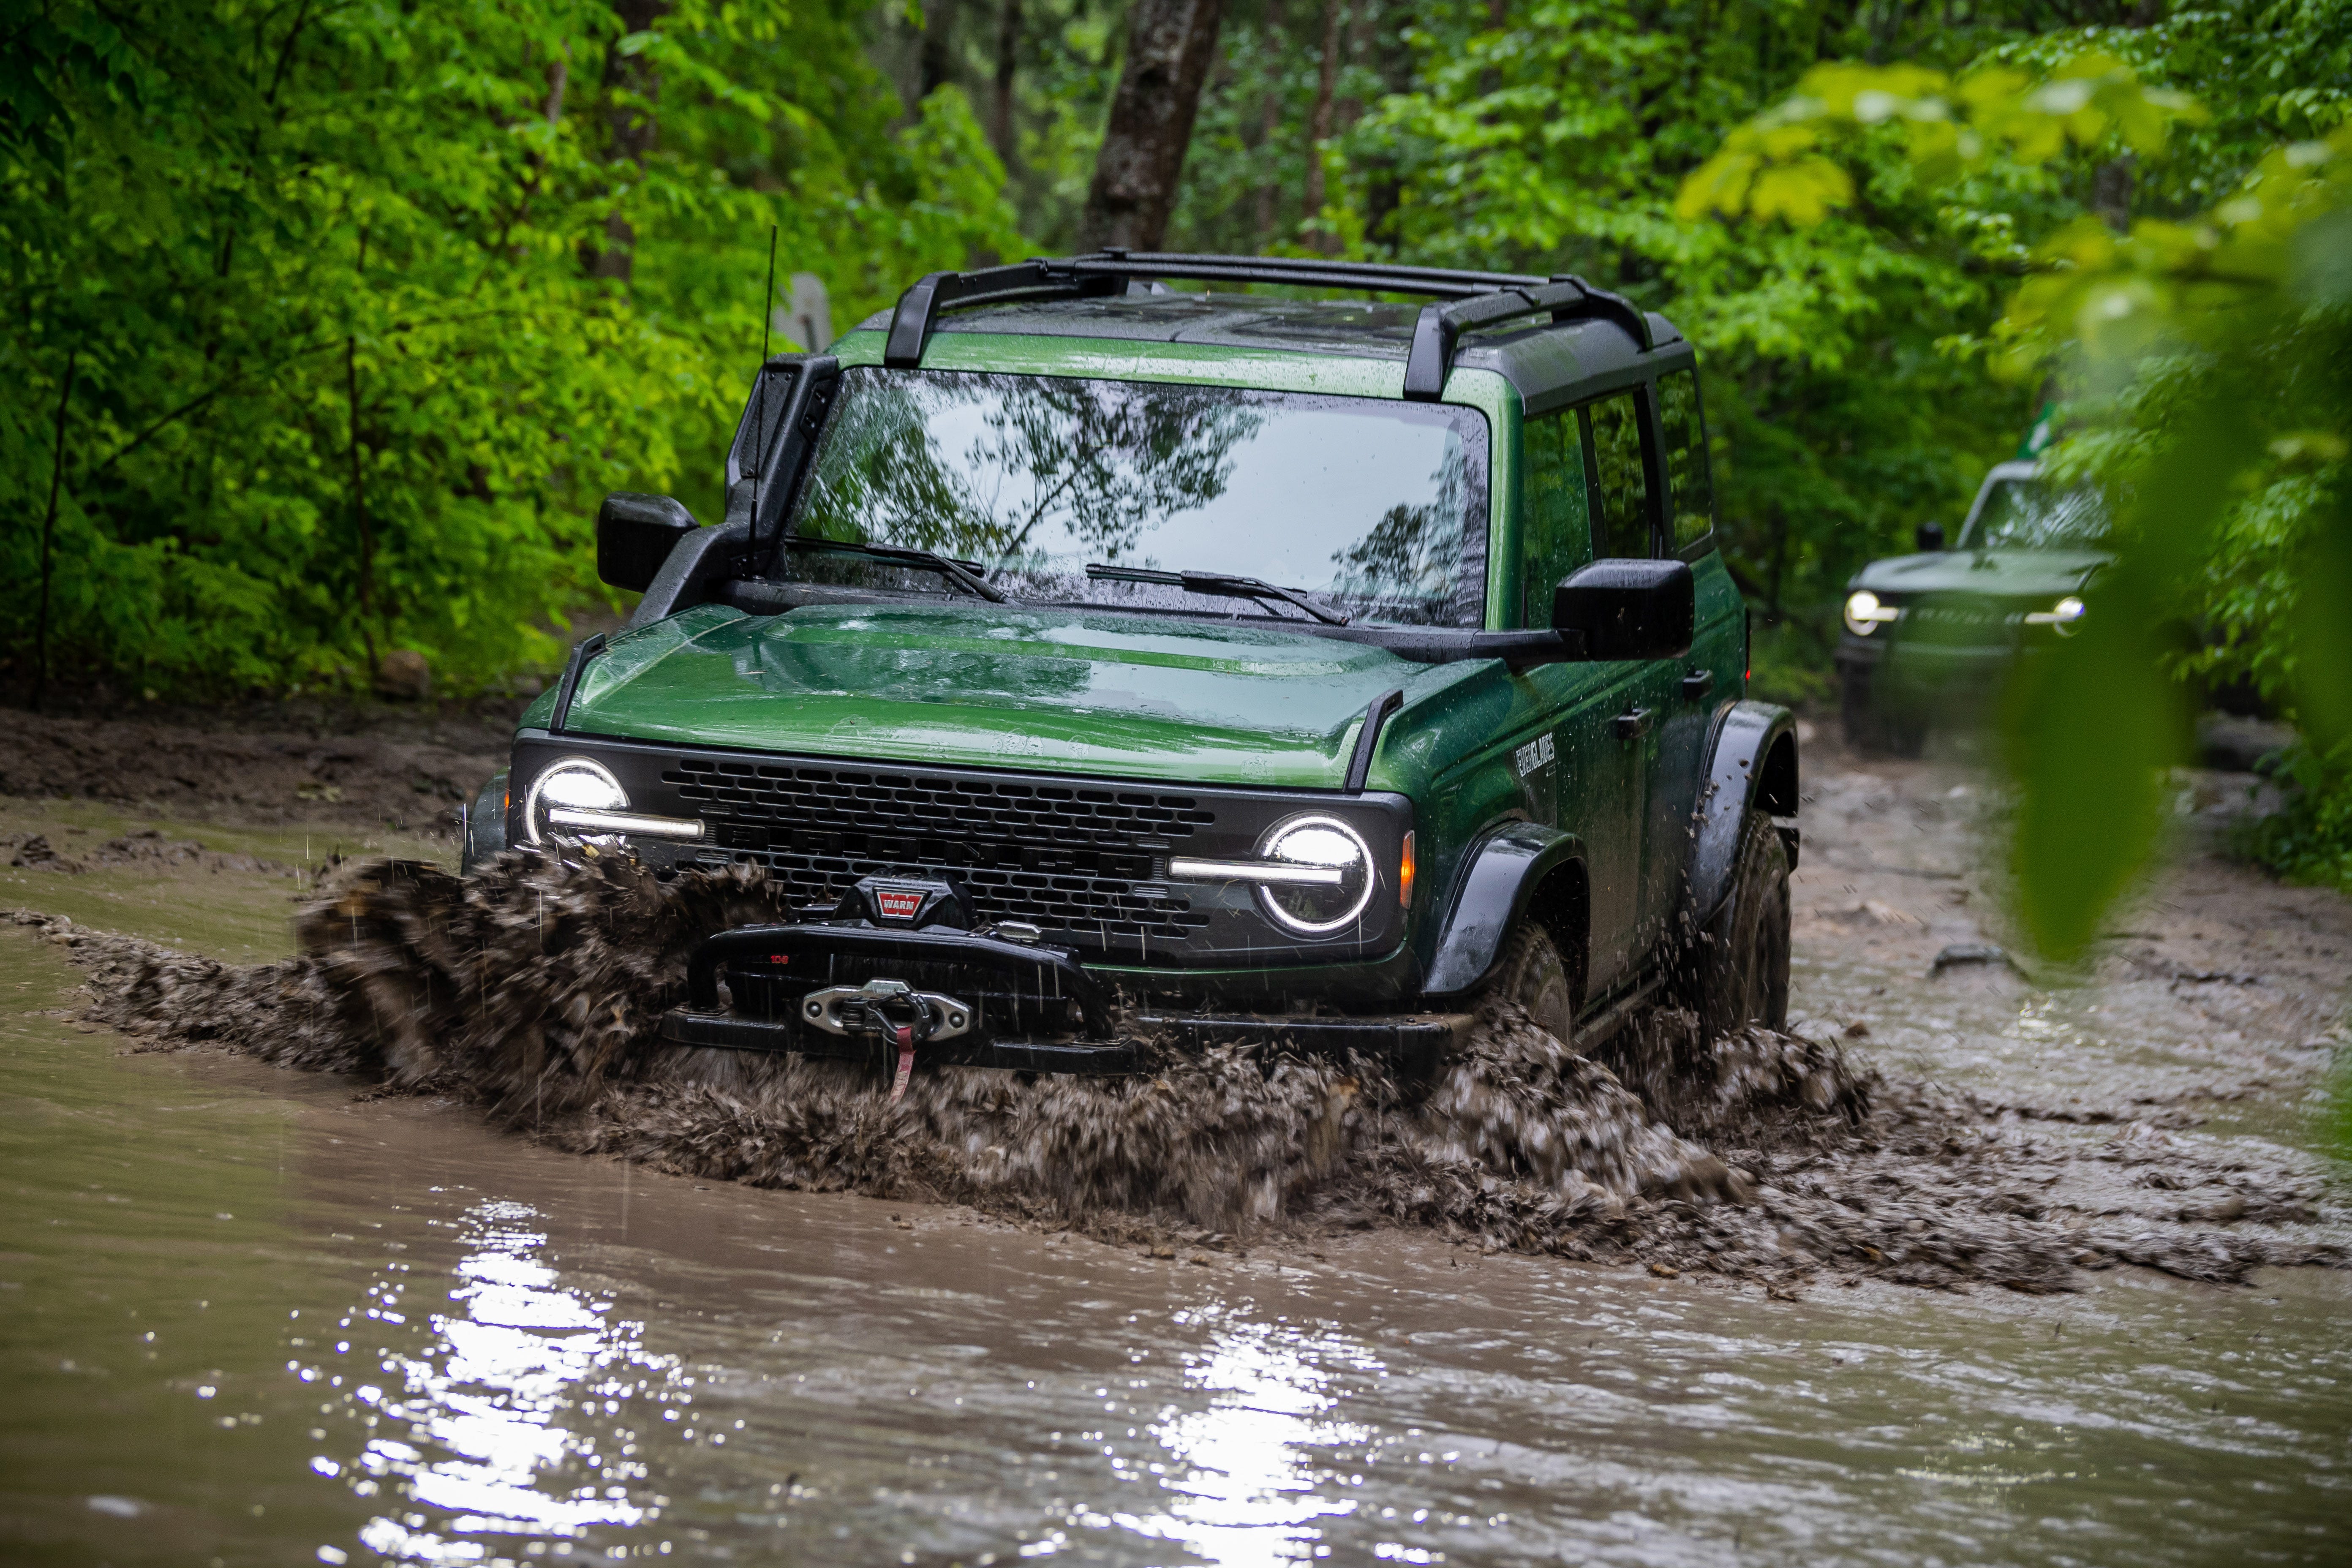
(798, 979, 974, 1103)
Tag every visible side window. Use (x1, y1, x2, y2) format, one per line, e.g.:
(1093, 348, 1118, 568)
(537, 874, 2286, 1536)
(1656, 368, 1715, 550)
(1581, 392, 1652, 559)
(1520, 411, 1589, 626)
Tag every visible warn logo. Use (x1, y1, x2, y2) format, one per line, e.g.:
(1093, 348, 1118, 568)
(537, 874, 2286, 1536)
(874, 887, 926, 922)
(848, 875, 968, 929)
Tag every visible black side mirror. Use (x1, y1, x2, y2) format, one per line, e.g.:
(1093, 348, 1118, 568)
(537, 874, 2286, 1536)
(1915, 520, 1946, 553)
(1554, 558, 1694, 661)
(597, 493, 699, 592)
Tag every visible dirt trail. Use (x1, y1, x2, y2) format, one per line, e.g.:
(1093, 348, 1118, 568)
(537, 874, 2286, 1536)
(2, 702, 516, 836)
(1791, 732, 2349, 1112)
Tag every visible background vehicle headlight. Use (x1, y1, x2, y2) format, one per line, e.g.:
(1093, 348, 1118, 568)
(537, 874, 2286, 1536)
(522, 758, 627, 845)
(2024, 595, 2087, 636)
(1843, 590, 1900, 637)
(1255, 814, 1374, 935)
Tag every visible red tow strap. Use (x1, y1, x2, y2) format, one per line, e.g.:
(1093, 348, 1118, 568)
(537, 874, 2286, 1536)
(887, 1022, 916, 1105)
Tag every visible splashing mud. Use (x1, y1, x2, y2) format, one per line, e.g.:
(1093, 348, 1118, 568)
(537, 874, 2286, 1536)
(22, 852, 2344, 1293)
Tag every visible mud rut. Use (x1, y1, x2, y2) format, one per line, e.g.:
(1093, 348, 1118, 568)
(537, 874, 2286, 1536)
(18, 810, 2344, 1295)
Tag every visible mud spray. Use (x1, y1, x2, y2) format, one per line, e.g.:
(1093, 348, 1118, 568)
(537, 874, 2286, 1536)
(20, 854, 2344, 1293)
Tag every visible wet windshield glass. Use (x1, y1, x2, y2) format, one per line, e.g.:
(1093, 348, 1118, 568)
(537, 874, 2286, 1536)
(779, 368, 1488, 626)
(1965, 478, 2109, 550)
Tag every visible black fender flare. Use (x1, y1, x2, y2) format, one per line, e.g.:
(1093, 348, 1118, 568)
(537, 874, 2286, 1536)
(1421, 820, 1587, 998)
(462, 770, 508, 875)
(1683, 700, 1800, 928)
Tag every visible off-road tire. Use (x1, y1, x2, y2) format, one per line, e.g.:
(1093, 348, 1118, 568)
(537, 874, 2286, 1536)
(1685, 808, 1792, 1040)
(1486, 923, 1576, 1045)
(1840, 665, 1925, 757)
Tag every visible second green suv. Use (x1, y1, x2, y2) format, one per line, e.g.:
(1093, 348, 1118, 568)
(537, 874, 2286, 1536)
(464, 252, 1799, 1079)
(1836, 460, 2111, 754)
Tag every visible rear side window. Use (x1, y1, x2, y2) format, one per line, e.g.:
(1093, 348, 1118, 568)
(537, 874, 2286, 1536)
(1521, 411, 1589, 626)
(1582, 392, 1652, 559)
(1656, 369, 1715, 551)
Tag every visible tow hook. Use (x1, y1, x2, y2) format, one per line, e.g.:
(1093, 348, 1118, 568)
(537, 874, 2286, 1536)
(800, 980, 973, 1104)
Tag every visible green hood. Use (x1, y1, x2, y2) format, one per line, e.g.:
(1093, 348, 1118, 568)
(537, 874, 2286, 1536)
(535, 603, 1423, 788)
(1851, 547, 2109, 599)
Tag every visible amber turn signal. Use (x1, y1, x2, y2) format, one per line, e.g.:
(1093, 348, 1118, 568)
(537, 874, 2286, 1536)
(1399, 830, 1416, 909)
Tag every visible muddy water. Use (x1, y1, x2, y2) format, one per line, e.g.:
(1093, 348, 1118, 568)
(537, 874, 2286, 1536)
(5, 764, 2351, 1567)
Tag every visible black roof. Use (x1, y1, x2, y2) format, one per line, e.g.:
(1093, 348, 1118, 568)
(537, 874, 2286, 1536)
(844, 253, 1690, 404)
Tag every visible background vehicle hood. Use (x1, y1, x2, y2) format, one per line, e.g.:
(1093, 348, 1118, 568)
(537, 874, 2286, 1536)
(536, 603, 1425, 788)
(1850, 547, 2109, 598)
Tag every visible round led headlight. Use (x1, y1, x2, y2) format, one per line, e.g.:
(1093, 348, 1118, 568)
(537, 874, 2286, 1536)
(521, 757, 627, 846)
(2023, 594, 2088, 637)
(1255, 814, 1375, 936)
(1844, 589, 1895, 637)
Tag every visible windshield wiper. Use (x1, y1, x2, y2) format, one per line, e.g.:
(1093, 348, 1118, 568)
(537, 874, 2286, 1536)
(1085, 564, 1350, 626)
(784, 536, 1006, 602)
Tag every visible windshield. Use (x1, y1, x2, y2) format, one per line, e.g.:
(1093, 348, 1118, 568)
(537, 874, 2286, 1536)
(776, 368, 1488, 626)
(1964, 478, 2109, 550)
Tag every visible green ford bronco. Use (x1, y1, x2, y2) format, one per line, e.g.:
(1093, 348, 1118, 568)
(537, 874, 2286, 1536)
(463, 252, 1800, 1080)
(1835, 459, 2111, 754)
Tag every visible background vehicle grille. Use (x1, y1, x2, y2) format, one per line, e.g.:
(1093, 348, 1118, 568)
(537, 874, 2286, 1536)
(665, 757, 1217, 947)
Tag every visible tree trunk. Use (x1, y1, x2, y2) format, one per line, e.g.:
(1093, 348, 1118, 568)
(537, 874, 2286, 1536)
(991, 0, 1022, 167)
(1253, 80, 1282, 246)
(591, 0, 671, 281)
(1079, 0, 1228, 251)
(347, 335, 380, 678)
(33, 351, 76, 715)
(920, 0, 963, 101)
(2092, 155, 2134, 234)
(1301, 0, 1343, 248)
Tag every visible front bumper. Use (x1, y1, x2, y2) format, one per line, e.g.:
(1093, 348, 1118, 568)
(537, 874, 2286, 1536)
(656, 920, 1471, 1076)
(1836, 633, 2018, 705)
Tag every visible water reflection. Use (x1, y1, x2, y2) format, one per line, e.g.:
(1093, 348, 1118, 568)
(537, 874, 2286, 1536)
(302, 1198, 685, 1563)
(1114, 1308, 1380, 1564)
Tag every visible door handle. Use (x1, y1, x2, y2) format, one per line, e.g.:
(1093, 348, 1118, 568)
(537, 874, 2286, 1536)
(1681, 668, 1713, 701)
(1613, 708, 1653, 740)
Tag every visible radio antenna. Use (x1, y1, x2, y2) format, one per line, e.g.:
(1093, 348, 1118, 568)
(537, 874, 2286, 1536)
(751, 223, 779, 564)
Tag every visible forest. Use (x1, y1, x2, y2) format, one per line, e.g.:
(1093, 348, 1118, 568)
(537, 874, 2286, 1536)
(3, 0, 2349, 895)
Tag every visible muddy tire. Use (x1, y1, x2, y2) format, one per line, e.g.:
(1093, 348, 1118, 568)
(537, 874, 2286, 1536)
(1486, 922, 1576, 1045)
(1685, 808, 1791, 1039)
(1840, 666, 1924, 757)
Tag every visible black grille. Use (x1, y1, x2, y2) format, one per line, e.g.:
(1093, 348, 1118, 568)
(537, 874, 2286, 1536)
(1901, 599, 2020, 632)
(664, 757, 1217, 946)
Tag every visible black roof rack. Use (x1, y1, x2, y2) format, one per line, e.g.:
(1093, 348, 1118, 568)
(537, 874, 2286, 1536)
(880, 250, 1655, 400)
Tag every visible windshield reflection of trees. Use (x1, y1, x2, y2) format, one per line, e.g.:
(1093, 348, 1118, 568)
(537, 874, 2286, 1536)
(1973, 484, 2109, 550)
(1328, 441, 1474, 625)
(786, 372, 1476, 627)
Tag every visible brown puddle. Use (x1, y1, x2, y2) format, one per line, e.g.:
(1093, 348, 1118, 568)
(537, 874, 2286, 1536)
(5, 747, 2350, 1566)
(34, 851, 2342, 1294)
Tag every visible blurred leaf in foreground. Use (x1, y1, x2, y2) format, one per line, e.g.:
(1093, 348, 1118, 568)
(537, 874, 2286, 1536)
(2003, 403, 2246, 958)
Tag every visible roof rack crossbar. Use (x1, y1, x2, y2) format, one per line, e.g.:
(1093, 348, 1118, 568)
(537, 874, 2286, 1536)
(880, 251, 1656, 381)
(1064, 250, 1545, 297)
(884, 261, 1127, 366)
(1402, 277, 1654, 400)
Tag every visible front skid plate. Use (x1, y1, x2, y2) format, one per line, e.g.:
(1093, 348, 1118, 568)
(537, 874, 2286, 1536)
(655, 1008, 1475, 1077)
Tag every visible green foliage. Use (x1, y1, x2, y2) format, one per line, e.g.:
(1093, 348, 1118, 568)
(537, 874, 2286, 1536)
(2232, 742, 2352, 892)
(1685, 41, 2351, 961)
(1, 0, 1018, 697)
(1677, 54, 2201, 228)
